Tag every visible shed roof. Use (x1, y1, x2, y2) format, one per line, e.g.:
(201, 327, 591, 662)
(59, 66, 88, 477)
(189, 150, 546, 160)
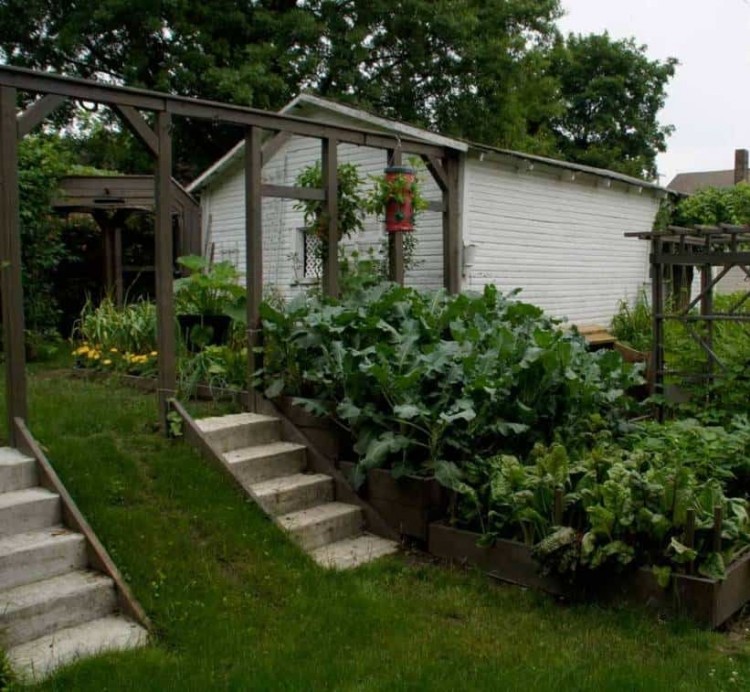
(188, 94, 668, 195)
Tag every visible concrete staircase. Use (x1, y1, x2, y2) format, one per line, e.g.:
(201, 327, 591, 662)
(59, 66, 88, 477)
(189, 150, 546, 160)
(195, 413, 399, 569)
(0, 448, 147, 681)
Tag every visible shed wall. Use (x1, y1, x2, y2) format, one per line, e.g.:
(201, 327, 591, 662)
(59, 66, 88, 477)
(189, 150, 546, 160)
(198, 114, 444, 297)
(462, 156, 661, 325)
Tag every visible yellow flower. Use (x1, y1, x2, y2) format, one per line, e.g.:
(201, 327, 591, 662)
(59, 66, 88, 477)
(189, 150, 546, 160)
(150, 351, 158, 357)
(110, 347, 118, 353)
(103, 359, 112, 365)
(93, 353, 100, 360)
(87, 351, 96, 359)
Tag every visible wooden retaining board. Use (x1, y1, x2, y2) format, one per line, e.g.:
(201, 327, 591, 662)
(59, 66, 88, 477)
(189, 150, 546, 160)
(339, 462, 448, 542)
(428, 522, 750, 628)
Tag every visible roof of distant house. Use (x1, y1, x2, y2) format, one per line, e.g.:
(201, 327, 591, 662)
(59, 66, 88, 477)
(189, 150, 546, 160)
(668, 169, 737, 195)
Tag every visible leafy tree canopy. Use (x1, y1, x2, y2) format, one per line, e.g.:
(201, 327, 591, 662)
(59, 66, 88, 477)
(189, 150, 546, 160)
(549, 33, 677, 179)
(0, 1, 676, 181)
(674, 183, 750, 227)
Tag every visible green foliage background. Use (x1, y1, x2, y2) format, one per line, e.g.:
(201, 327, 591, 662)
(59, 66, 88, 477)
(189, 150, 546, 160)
(0, 1, 676, 181)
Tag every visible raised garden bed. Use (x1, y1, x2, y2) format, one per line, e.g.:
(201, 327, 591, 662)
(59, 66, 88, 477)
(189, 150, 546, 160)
(339, 461, 448, 541)
(428, 522, 750, 628)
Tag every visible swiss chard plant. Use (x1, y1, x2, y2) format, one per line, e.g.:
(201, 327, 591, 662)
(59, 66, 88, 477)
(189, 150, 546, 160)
(452, 415, 750, 585)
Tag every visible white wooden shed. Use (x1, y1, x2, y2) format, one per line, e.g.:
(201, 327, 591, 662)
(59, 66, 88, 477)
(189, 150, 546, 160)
(188, 95, 667, 325)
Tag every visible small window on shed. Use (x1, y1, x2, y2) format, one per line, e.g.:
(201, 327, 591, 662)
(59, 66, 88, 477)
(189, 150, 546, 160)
(300, 228, 323, 279)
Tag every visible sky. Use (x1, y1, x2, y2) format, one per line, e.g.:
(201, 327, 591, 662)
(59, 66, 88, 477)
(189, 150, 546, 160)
(558, 0, 750, 185)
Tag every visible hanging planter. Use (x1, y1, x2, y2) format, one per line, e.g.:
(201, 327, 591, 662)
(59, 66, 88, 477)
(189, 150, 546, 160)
(384, 166, 416, 233)
(367, 164, 428, 234)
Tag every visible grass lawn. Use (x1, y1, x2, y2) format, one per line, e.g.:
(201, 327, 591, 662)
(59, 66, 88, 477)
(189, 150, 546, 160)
(2, 366, 750, 691)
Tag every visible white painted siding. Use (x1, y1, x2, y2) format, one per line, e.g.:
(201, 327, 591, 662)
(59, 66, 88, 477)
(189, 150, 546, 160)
(463, 156, 660, 326)
(716, 266, 749, 295)
(198, 111, 443, 298)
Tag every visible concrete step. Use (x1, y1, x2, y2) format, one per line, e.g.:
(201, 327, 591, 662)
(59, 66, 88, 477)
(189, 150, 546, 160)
(0, 570, 116, 648)
(311, 533, 400, 570)
(196, 413, 281, 453)
(0, 527, 87, 591)
(0, 448, 37, 493)
(8, 615, 148, 682)
(225, 441, 307, 486)
(0, 488, 61, 538)
(278, 502, 363, 551)
(251, 473, 333, 516)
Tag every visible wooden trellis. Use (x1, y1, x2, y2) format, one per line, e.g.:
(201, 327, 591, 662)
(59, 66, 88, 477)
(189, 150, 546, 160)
(626, 224, 750, 415)
(0, 66, 461, 440)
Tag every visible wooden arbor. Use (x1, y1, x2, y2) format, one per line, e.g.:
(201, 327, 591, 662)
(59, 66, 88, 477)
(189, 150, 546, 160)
(53, 175, 201, 305)
(626, 225, 750, 410)
(0, 66, 461, 440)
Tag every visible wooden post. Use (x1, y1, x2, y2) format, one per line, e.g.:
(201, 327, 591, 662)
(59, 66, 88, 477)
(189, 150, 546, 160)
(685, 508, 696, 574)
(387, 148, 405, 285)
(154, 111, 177, 429)
(700, 261, 714, 387)
(114, 225, 123, 306)
(651, 237, 665, 421)
(321, 138, 339, 297)
(0, 86, 27, 443)
(245, 127, 263, 411)
(442, 153, 461, 294)
(102, 221, 115, 296)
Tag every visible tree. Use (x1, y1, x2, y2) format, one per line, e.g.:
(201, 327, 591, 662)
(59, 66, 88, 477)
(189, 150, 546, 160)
(548, 33, 677, 180)
(0, 0, 564, 176)
(0, 4, 676, 181)
(313, 0, 563, 154)
(0, 0, 323, 176)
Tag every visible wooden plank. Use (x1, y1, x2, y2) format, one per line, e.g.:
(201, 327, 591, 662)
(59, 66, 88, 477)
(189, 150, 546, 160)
(245, 127, 263, 411)
(0, 65, 448, 157)
(388, 148, 405, 285)
(16, 93, 66, 137)
(154, 111, 177, 429)
(321, 138, 339, 297)
(442, 153, 461, 293)
(13, 418, 151, 630)
(112, 105, 158, 157)
(261, 184, 325, 201)
(421, 154, 449, 192)
(0, 86, 28, 443)
(654, 252, 750, 266)
(261, 130, 292, 167)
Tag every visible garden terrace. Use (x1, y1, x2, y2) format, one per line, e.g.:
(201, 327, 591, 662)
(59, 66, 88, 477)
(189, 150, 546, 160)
(625, 224, 750, 410)
(0, 65, 461, 439)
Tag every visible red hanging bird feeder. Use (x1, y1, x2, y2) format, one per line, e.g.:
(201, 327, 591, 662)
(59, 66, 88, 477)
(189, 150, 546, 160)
(384, 166, 416, 233)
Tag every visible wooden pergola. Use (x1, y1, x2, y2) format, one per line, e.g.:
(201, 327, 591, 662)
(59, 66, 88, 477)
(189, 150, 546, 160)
(0, 66, 461, 441)
(53, 175, 201, 305)
(626, 224, 750, 414)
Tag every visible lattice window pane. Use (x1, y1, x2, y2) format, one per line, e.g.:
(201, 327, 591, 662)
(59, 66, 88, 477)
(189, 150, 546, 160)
(303, 232, 323, 279)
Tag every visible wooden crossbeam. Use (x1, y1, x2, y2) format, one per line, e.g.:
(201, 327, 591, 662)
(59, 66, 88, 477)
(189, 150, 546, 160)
(113, 104, 158, 157)
(17, 94, 66, 137)
(0, 65, 447, 158)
